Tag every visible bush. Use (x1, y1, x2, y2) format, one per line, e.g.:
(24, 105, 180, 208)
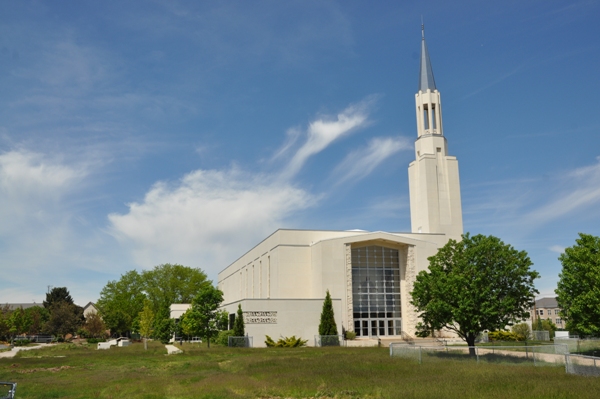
(87, 338, 106, 344)
(214, 330, 234, 346)
(345, 331, 356, 340)
(265, 335, 307, 348)
(511, 323, 531, 341)
(13, 339, 31, 346)
(488, 331, 520, 342)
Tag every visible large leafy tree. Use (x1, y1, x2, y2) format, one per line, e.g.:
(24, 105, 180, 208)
(97, 270, 146, 336)
(9, 307, 32, 338)
(143, 264, 210, 313)
(555, 233, 600, 336)
(152, 306, 175, 344)
(0, 305, 10, 340)
(44, 302, 84, 338)
(25, 306, 50, 335)
(411, 234, 539, 353)
(180, 285, 223, 348)
(97, 264, 209, 336)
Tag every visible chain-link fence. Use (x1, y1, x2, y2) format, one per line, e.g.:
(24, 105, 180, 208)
(531, 330, 550, 341)
(554, 338, 600, 356)
(314, 335, 345, 347)
(390, 343, 569, 368)
(0, 382, 17, 399)
(228, 336, 252, 348)
(565, 354, 600, 376)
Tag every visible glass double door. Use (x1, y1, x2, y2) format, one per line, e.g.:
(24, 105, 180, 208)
(354, 318, 402, 337)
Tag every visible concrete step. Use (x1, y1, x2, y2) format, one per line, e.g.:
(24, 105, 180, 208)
(165, 344, 183, 355)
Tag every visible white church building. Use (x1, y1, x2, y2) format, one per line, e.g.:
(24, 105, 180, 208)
(213, 29, 464, 347)
(166, 29, 463, 345)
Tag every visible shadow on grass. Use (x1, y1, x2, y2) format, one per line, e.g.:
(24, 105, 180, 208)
(425, 351, 536, 365)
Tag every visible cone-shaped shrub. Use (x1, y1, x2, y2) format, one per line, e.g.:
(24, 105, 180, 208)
(319, 290, 338, 336)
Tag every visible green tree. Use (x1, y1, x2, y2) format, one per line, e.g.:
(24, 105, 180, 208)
(25, 306, 50, 335)
(233, 304, 245, 337)
(142, 264, 210, 314)
(411, 233, 539, 354)
(183, 285, 224, 348)
(84, 312, 107, 339)
(555, 233, 600, 336)
(511, 322, 531, 341)
(318, 290, 338, 336)
(152, 306, 175, 344)
(44, 302, 84, 338)
(0, 305, 10, 340)
(138, 300, 155, 350)
(9, 307, 31, 340)
(97, 270, 146, 336)
(96, 265, 209, 337)
(43, 287, 74, 309)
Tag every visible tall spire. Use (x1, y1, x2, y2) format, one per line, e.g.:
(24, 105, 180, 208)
(418, 23, 436, 92)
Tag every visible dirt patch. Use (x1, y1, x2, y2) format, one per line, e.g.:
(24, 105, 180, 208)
(15, 365, 74, 374)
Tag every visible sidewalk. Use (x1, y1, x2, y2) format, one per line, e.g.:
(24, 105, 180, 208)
(0, 343, 54, 359)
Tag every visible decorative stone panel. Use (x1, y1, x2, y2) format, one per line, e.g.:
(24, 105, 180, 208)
(403, 245, 419, 337)
(345, 243, 353, 332)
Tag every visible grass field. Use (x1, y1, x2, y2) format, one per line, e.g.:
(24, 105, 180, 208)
(1, 341, 599, 399)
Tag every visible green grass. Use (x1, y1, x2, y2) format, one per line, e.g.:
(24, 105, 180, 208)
(0, 341, 599, 398)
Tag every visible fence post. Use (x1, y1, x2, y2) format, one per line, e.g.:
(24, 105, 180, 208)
(419, 346, 422, 365)
(476, 347, 479, 363)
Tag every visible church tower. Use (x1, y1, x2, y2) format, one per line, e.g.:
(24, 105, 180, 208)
(408, 26, 463, 240)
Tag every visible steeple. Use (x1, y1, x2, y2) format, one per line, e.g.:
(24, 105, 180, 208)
(414, 23, 443, 138)
(418, 24, 437, 92)
(408, 25, 463, 240)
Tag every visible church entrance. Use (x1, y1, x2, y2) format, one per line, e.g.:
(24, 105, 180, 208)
(351, 245, 402, 337)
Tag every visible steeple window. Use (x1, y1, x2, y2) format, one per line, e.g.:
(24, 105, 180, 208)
(423, 105, 429, 130)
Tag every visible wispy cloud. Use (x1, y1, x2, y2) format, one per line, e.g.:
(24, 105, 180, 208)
(331, 136, 410, 185)
(271, 127, 302, 162)
(548, 245, 565, 254)
(281, 98, 374, 179)
(525, 157, 600, 226)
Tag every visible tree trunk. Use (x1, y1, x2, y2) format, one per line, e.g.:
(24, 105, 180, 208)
(207, 337, 210, 348)
(466, 333, 476, 357)
(144, 337, 147, 350)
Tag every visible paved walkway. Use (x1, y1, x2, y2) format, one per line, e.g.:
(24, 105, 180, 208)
(0, 344, 54, 359)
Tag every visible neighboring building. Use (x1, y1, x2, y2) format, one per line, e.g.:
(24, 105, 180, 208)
(530, 297, 564, 328)
(82, 302, 98, 319)
(215, 28, 465, 347)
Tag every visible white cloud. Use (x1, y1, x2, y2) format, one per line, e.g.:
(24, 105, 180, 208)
(549, 245, 565, 254)
(281, 98, 374, 179)
(108, 167, 315, 277)
(0, 150, 86, 222)
(525, 157, 600, 226)
(271, 127, 302, 162)
(331, 136, 410, 185)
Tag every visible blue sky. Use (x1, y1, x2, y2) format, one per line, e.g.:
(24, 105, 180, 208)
(1, 0, 599, 305)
